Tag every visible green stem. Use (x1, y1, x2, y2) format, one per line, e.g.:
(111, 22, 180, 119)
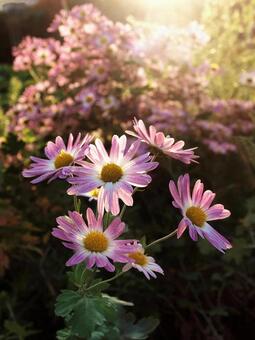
(85, 271, 124, 292)
(29, 67, 41, 82)
(73, 196, 81, 213)
(146, 228, 178, 250)
(119, 204, 127, 219)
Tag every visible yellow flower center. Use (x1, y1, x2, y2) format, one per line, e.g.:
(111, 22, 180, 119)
(54, 150, 74, 169)
(88, 188, 100, 198)
(186, 206, 207, 227)
(83, 231, 108, 252)
(100, 163, 123, 183)
(128, 251, 148, 266)
(85, 95, 94, 103)
(100, 36, 108, 44)
(97, 66, 105, 75)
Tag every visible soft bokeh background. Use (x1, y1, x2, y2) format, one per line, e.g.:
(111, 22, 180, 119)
(1, 0, 255, 339)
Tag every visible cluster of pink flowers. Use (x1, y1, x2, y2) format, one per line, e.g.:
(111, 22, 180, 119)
(23, 119, 232, 279)
(8, 4, 254, 153)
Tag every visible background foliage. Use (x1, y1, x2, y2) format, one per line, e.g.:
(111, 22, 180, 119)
(1, 0, 255, 339)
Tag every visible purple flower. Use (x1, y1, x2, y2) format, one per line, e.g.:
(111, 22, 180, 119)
(23, 133, 92, 184)
(67, 135, 158, 215)
(52, 208, 136, 272)
(123, 243, 164, 280)
(169, 174, 232, 253)
(126, 118, 198, 164)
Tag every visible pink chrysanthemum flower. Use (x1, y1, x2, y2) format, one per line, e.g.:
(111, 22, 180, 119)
(123, 243, 164, 280)
(23, 133, 92, 184)
(67, 135, 158, 215)
(126, 118, 198, 164)
(52, 208, 136, 272)
(81, 188, 100, 202)
(169, 174, 232, 253)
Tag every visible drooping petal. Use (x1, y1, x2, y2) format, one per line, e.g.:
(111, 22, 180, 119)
(202, 223, 232, 253)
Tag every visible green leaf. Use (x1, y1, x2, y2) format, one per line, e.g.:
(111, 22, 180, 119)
(55, 290, 81, 317)
(102, 294, 134, 307)
(67, 263, 93, 288)
(56, 328, 73, 340)
(71, 297, 105, 337)
(70, 296, 118, 338)
(4, 320, 39, 338)
(119, 312, 159, 339)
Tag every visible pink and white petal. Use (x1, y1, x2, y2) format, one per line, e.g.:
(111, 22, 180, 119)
(122, 263, 132, 272)
(169, 180, 182, 208)
(188, 224, 198, 241)
(86, 208, 98, 228)
(182, 174, 192, 207)
(117, 187, 133, 206)
(95, 253, 109, 268)
(67, 133, 74, 152)
(125, 174, 151, 187)
(56, 215, 75, 230)
(45, 141, 59, 159)
(177, 218, 188, 239)
(62, 242, 80, 250)
(95, 138, 110, 162)
(148, 263, 164, 274)
(194, 225, 205, 239)
(148, 125, 157, 144)
(124, 140, 141, 161)
(66, 251, 87, 266)
(67, 180, 100, 195)
(68, 211, 87, 232)
(206, 204, 231, 221)
(192, 180, 204, 206)
(105, 218, 125, 239)
(200, 190, 216, 210)
(155, 132, 165, 147)
(86, 254, 96, 269)
(104, 260, 115, 272)
(202, 223, 232, 252)
(52, 228, 73, 242)
(30, 171, 57, 184)
(109, 186, 120, 216)
(146, 268, 157, 279)
(97, 187, 105, 217)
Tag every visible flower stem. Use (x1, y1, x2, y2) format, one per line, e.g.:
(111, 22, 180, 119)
(29, 67, 41, 82)
(85, 271, 124, 291)
(104, 212, 110, 228)
(145, 228, 178, 250)
(119, 204, 127, 219)
(73, 196, 81, 212)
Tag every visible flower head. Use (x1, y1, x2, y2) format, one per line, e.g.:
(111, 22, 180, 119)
(123, 243, 164, 280)
(23, 133, 92, 184)
(239, 71, 255, 87)
(169, 174, 232, 252)
(67, 135, 158, 215)
(52, 208, 136, 272)
(126, 118, 198, 164)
